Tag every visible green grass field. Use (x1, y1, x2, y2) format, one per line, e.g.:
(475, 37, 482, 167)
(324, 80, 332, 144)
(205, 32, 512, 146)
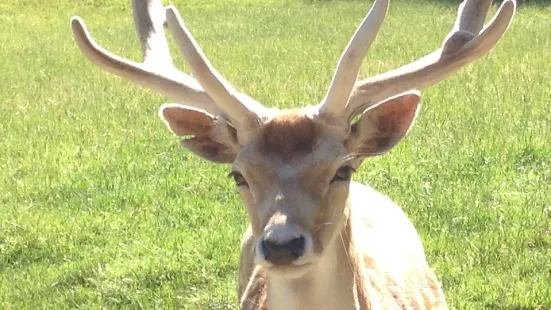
(1, 0, 550, 309)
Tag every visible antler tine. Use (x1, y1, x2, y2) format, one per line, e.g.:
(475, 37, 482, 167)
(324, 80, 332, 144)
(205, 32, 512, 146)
(345, 0, 516, 121)
(70, 0, 221, 116)
(318, 0, 389, 118)
(454, 0, 492, 34)
(165, 6, 264, 127)
(132, 0, 171, 67)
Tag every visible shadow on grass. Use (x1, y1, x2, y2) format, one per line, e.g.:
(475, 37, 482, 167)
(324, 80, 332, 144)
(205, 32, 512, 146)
(485, 305, 551, 310)
(302, 0, 551, 8)
(421, 0, 551, 8)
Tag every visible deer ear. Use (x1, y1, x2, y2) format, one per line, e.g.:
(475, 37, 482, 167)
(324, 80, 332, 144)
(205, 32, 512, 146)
(345, 91, 421, 158)
(159, 104, 239, 163)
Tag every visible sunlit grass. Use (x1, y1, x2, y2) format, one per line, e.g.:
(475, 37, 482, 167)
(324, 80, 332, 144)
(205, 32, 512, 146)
(1, 0, 550, 309)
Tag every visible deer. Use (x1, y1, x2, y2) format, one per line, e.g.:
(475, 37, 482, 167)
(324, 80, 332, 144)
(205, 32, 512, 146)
(70, 0, 516, 308)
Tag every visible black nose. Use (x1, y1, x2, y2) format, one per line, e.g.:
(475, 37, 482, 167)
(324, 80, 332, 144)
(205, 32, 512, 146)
(261, 236, 306, 265)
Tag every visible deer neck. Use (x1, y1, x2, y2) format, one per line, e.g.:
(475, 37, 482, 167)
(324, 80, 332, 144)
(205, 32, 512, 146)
(266, 203, 379, 310)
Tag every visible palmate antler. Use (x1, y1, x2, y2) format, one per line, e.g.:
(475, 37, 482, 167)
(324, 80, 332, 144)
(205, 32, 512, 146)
(70, 0, 267, 130)
(70, 0, 516, 132)
(318, 0, 516, 122)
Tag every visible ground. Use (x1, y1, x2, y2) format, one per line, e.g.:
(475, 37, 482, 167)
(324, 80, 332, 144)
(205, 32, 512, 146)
(0, 0, 550, 309)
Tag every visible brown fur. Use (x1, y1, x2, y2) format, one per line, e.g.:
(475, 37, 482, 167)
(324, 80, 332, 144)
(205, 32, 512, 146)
(240, 267, 268, 310)
(343, 217, 374, 310)
(238, 199, 448, 310)
(258, 112, 321, 162)
(229, 98, 450, 309)
(161, 96, 447, 309)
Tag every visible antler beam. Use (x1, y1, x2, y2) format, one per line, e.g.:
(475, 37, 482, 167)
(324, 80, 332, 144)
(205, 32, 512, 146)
(343, 0, 516, 121)
(165, 6, 263, 126)
(71, 0, 266, 130)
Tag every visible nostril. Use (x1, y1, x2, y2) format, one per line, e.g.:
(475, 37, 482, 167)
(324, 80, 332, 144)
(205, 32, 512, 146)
(261, 239, 277, 255)
(261, 236, 306, 264)
(288, 236, 305, 257)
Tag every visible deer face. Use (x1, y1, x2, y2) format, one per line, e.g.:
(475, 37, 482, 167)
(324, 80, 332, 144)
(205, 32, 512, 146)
(70, 0, 516, 280)
(231, 112, 351, 277)
(159, 93, 421, 278)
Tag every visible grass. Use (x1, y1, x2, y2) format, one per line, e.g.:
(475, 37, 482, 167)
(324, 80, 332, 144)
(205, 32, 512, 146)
(1, 0, 550, 309)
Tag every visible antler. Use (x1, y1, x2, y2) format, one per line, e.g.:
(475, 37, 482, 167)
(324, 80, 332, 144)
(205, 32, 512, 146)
(342, 0, 516, 121)
(318, 0, 389, 118)
(165, 6, 264, 126)
(72, 0, 515, 133)
(70, 0, 266, 127)
(316, 0, 516, 123)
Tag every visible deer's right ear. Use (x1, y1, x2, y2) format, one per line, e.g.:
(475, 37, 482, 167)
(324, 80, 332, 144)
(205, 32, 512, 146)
(159, 104, 240, 163)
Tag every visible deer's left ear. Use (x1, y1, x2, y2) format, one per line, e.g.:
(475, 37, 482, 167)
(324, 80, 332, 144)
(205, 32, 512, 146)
(345, 91, 421, 157)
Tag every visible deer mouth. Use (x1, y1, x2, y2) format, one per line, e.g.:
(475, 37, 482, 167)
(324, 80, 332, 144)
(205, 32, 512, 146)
(258, 249, 319, 279)
(264, 261, 314, 279)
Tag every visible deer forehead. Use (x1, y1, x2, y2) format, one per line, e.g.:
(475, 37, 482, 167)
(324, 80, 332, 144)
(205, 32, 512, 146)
(258, 112, 323, 162)
(235, 112, 348, 175)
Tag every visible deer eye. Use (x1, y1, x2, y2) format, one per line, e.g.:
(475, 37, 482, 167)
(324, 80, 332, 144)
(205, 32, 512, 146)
(331, 165, 355, 183)
(229, 171, 248, 187)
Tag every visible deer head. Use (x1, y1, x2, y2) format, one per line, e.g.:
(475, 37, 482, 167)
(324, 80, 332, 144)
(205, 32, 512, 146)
(71, 0, 515, 278)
